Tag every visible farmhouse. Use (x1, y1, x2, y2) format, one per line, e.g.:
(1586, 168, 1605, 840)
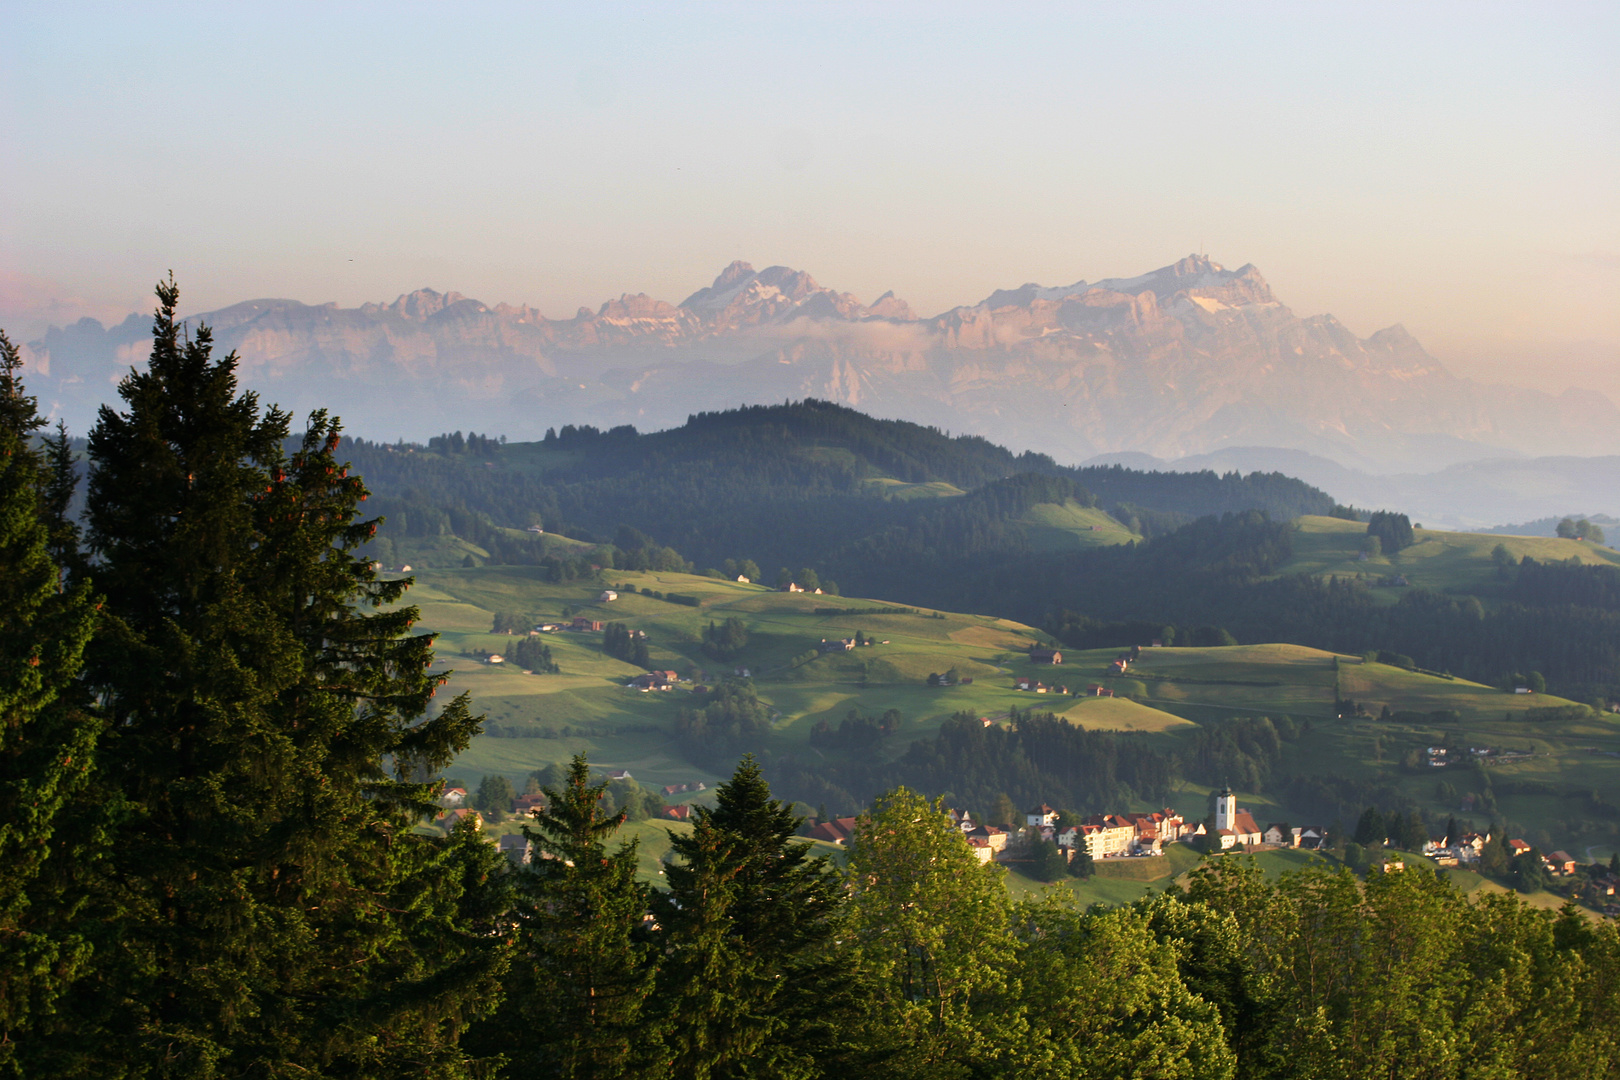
(967, 837, 995, 864)
(599, 590, 618, 602)
(1084, 684, 1114, 697)
(1546, 851, 1579, 875)
(664, 804, 692, 822)
(435, 808, 482, 831)
(818, 638, 856, 653)
(1029, 646, 1062, 664)
(440, 786, 467, 807)
(571, 617, 603, 631)
(1292, 826, 1330, 851)
(606, 769, 633, 781)
(807, 816, 858, 845)
(497, 835, 531, 865)
(629, 672, 672, 691)
(1507, 838, 1533, 857)
(780, 582, 804, 593)
(513, 794, 547, 818)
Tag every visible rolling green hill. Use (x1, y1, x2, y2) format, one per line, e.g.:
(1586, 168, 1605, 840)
(404, 565, 1620, 863)
(1284, 515, 1620, 601)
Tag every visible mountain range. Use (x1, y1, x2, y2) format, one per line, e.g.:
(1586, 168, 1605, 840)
(19, 255, 1620, 490)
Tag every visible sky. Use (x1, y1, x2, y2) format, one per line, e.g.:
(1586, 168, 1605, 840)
(2, 2, 1617, 395)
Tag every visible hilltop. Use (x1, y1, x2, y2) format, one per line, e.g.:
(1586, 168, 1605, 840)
(342, 399, 1336, 582)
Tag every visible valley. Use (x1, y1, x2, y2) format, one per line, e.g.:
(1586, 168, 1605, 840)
(411, 564, 1620, 873)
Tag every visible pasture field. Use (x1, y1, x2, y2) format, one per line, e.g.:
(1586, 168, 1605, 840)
(1282, 515, 1620, 603)
(403, 566, 1620, 862)
(1016, 499, 1141, 551)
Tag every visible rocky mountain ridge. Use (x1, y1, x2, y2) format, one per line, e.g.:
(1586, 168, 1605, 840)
(19, 255, 1620, 475)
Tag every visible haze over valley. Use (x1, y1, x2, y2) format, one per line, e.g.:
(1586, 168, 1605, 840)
(22, 254, 1620, 527)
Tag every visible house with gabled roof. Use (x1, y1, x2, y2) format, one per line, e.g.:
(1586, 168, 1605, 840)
(966, 825, 1008, 853)
(1026, 804, 1059, 828)
(806, 816, 858, 845)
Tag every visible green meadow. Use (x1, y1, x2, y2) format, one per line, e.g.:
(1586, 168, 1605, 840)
(407, 564, 1620, 863)
(1282, 515, 1620, 603)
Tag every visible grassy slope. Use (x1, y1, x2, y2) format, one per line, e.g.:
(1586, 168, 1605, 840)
(407, 568, 1620, 862)
(1284, 515, 1620, 604)
(1016, 499, 1141, 551)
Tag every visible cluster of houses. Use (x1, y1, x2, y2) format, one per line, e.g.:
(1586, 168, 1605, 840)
(533, 617, 606, 633)
(662, 781, 707, 797)
(802, 789, 1331, 866)
(1013, 677, 1115, 697)
(627, 669, 682, 691)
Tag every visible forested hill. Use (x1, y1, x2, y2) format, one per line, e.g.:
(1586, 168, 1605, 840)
(342, 398, 1339, 575)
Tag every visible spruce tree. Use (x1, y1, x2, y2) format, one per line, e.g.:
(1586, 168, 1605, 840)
(67, 279, 504, 1076)
(0, 330, 101, 1072)
(652, 756, 844, 1079)
(501, 754, 655, 1077)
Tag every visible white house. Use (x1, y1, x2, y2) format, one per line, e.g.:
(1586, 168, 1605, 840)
(600, 590, 618, 602)
(1026, 804, 1059, 828)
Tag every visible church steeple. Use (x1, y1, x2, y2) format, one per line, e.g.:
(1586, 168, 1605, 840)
(1214, 787, 1237, 833)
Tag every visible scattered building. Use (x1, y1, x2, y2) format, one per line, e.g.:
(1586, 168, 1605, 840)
(497, 834, 531, 865)
(435, 807, 482, 831)
(440, 786, 468, 807)
(966, 824, 1009, 853)
(606, 769, 633, 781)
(1029, 646, 1063, 665)
(1546, 851, 1579, 876)
(1026, 804, 1059, 828)
(600, 590, 618, 602)
(664, 804, 692, 822)
(807, 816, 858, 845)
(780, 582, 804, 593)
(571, 617, 603, 632)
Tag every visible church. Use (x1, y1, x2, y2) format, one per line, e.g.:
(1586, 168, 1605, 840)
(1213, 787, 1263, 849)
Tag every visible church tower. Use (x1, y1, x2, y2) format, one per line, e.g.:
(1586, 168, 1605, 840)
(1214, 787, 1237, 833)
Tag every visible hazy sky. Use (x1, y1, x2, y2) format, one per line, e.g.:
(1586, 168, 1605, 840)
(3, 2, 1617, 393)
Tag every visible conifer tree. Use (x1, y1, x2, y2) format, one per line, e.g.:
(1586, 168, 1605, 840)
(67, 279, 504, 1076)
(502, 754, 655, 1077)
(0, 330, 100, 1072)
(652, 756, 844, 1079)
